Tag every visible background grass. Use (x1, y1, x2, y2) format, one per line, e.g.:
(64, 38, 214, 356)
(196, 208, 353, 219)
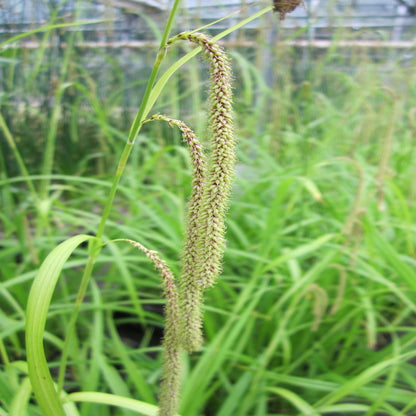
(1, 7, 416, 416)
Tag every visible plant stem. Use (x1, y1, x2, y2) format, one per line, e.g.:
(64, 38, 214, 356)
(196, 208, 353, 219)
(0, 111, 37, 197)
(97, 0, 183, 237)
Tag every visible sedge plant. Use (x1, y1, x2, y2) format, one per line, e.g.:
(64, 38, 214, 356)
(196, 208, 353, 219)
(1, 3, 414, 415)
(21, 2, 300, 416)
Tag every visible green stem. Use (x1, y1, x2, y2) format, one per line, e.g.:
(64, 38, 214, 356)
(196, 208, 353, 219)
(98, 0, 183, 236)
(0, 111, 37, 197)
(39, 86, 66, 199)
(95, 142, 134, 239)
(127, 0, 183, 144)
(40, 8, 80, 200)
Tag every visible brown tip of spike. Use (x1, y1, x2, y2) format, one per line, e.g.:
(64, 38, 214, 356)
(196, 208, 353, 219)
(273, 0, 304, 20)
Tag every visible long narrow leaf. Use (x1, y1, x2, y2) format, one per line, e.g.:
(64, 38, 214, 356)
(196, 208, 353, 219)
(66, 392, 171, 416)
(26, 234, 95, 416)
(268, 387, 320, 416)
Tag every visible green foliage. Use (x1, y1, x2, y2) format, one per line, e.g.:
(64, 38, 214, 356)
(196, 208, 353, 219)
(1, 2, 416, 416)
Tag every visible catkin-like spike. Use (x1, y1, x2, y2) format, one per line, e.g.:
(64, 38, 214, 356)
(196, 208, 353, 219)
(122, 239, 181, 416)
(146, 114, 206, 351)
(129, 31, 235, 416)
(168, 32, 235, 291)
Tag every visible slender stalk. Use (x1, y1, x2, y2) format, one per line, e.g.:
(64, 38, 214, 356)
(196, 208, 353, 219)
(0, 111, 37, 197)
(0, 339, 9, 366)
(39, 84, 68, 199)
(39, 2, 83, 199)
(97, 0, 183, 237)
(95, 142, 134, 239)
(376, 87, 397, 210)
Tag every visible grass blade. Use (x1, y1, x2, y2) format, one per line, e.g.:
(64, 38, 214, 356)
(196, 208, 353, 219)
(26, 234, 95, 416)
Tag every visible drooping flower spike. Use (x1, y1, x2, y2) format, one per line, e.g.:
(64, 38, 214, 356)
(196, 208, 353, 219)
(166, 32, 235, 352)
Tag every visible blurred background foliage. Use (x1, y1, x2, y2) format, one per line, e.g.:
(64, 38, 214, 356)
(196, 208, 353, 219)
(1, 1, 416, 415)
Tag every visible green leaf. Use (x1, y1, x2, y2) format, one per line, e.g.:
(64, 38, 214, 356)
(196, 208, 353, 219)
(0, 20, 109, 49)
(367, 224, 416, 293)
(66, 392, 170, 416)
(316, 351, 416, 407)
(26, 234, 95, 416)
(268, 387, 320, 415)
(9, 377, 31, 416)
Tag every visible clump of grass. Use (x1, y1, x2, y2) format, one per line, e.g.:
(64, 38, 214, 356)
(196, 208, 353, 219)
(2, 2, 416, 416)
